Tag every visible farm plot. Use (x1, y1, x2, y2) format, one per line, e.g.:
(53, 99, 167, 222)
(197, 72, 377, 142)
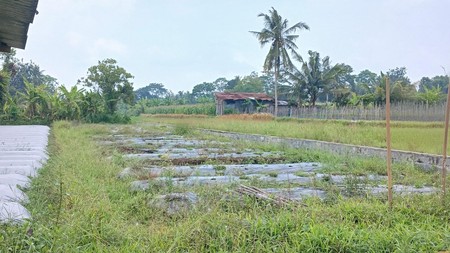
(6, 121, 448, 252)
(99, 123, 439, 216)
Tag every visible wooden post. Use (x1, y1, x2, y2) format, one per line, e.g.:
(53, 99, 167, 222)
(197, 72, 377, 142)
(386, 76, 393, 209)
(441, 78, 450, 202)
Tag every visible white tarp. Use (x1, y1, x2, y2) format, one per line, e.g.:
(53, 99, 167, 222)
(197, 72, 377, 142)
(0, 125, 49, 223)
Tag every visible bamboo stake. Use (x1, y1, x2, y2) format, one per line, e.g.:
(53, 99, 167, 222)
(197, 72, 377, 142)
(385, 76, 393, 210)
(441, 78, 450, 203)
(235, 185, 305, 207)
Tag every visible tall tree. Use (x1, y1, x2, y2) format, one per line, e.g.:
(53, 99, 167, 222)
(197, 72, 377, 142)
(78, 59, 134, 114)
(386, 67, 410, 86)
(0, 49, 18, 77)
(289, 51, 349, 106)
(324, 64, 354, 106)
(384, 67, 416, 103)
(213, 77, 228, 92)
(250, 7, 309, 116)
(259, 73, 275, 95)
(355, 69, 378, 95)
(174, 91, 194, 105)
(232, 72, 265, 93)
(192, 82, 216, 101)
(419, 75, 449, 93)
(9, 61, 57, 94)
(364, 71, 416, 105)
(1, 50, 57, 95)
(224, 76, 240, 91)
(135, 83, 168, 100)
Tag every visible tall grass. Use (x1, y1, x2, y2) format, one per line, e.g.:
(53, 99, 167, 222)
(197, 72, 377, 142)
(144, 103, 216, 116)
(219, 113, 274, 121)
(141, 116, 450, 154)
(2, 121, 449, 252)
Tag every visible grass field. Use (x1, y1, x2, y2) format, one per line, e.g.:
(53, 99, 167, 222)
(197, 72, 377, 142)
(140, 114, 450, 155)
(1, 120, 449, 252)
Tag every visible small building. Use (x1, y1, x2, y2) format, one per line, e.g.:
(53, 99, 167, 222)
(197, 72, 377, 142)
(215, 92, 274, 115)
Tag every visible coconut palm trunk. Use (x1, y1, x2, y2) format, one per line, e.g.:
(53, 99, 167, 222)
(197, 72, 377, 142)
(274, 65, 279, 116)
(250, 7, 309, 117)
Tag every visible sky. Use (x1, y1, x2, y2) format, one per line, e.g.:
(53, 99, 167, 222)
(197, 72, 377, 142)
(15, 0, 450, 92)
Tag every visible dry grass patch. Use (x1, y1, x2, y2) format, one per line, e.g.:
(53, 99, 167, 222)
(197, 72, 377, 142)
(142, 114, 209, 119)
(219, 113, 274, 121)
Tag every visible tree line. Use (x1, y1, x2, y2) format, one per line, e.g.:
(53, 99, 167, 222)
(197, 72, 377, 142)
(136, 7, 448, 111)
(1, 7, 448, 124)
(0, 51, 135, 124)
(135, 66, 448, 109)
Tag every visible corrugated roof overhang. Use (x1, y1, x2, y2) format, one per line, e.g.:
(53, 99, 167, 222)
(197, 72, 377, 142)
(215, 92, 274, 101)
(0, 0, 39, 52)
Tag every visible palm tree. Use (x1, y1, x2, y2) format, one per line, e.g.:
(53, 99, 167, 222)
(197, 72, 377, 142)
(289, 51, 350, 106)
(250, 7, 309, 116)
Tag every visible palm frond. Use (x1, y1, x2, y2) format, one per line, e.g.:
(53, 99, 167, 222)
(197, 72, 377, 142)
(289, 50, 303, 64)
(285, 22, 310, 34)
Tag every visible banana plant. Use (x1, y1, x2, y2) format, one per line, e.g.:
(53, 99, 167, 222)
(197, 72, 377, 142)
(18, 80, 50, 119)
(2, 94, 21, 120)
(59, 85, 85, 120)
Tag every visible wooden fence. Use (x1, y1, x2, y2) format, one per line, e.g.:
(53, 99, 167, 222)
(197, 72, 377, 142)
(259, 102, 446, 121)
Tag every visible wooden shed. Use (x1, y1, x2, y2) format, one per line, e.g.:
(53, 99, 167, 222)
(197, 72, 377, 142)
(0, 0, 39, 52)
(215, 92, 274, 115)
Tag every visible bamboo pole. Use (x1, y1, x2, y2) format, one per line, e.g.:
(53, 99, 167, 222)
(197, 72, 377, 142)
(441, 78, 450, 202)
(385, 76, 393, 209)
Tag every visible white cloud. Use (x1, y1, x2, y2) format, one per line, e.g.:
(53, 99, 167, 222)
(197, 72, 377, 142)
(94, 0, 137, 12)
(83, 38, 128, 62)
(93, 38, 127, 55)
(44, 0, 137, 13)
(232, 51, 261, 70)
(65, 31, 127, 62)
(66, 32, 85, 47)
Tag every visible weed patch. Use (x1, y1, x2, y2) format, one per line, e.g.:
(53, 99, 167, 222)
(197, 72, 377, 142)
(3, 121, 449, 252)
(142, 116, 450, 154)
(173, 123, 192, 136)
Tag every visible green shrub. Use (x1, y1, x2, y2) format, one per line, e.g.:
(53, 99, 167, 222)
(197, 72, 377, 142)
(144, 103, 216, 116)
(84, 113, 131, 124)
(173, 123, 192, 135)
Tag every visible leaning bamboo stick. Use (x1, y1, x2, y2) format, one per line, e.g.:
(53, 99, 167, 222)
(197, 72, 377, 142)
(386, 76, 393, 210)
(441, 78, 450, 203)
(235, 185, 303, 207)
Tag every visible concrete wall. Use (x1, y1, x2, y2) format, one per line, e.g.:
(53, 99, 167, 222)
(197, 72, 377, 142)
(203, 129, 446, 171)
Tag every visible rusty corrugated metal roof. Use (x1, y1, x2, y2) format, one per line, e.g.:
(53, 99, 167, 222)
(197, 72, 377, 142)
(215, 92, 273, 101)
(0, 0, 39, 52)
